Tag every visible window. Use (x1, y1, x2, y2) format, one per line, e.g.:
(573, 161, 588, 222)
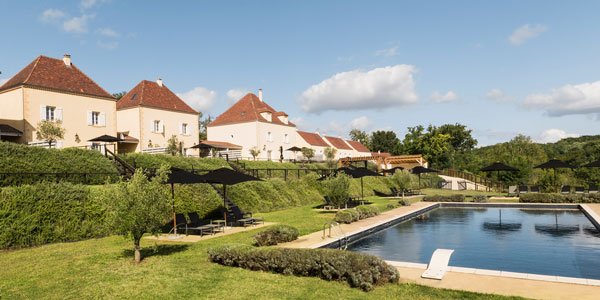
(91, 112, 100, 125)
(267, 132, 273, 142)
(46, 106, 56, 121)
(284, 133, 289, 144)
(181, 123, 188, 135)
(153, 120, 161, 133)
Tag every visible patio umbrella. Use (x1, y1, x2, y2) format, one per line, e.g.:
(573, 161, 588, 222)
(411, 166, 439, 188)
(88, 134, 123, 154)
(534, 159, 575, 188)
(197, 168, 261, 224)
(164, 167, 206, 235)
(480, 162, 519, 183)
(286, 146, 302, 161)
(382, 166, 404, 174)
(336, 167, 381, 199)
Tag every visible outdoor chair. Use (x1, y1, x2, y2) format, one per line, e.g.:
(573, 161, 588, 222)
(518, 185, 528, 195)
(575, 187, 585, 194)
(508, 185, 518, 197)
(185, 212, 222, 236)
(229, 205, 263, 227)
(173, 213, 188, 232)
(530, 186, 540, 193)
(561, 186, 572, 194)
(588, 185, 598, 194)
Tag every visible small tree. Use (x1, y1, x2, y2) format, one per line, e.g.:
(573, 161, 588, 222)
(36, 120, 65, 148)
(166, 135, 180, 156)
(106, 166, 171, 263)
(249, 147, 261, 161)
(391, 170, 417, 197)
(301, 147, 315, 162)
(324, 147, 337, 168)
(323, 174, 351, 209)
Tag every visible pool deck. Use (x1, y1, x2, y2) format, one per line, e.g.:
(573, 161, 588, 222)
(145, 222, 275, 243)
(280, 202, 600, 300)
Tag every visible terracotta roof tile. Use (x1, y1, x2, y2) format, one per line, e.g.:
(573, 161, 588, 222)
(197, 140, 242, 150)
(297, 131, 329, 147)
(324, 136, 353, 150)
(346, 140, 370, 152)
(0, 55, 114, 99)
(208, 93, 295, 127)
(117, 80, 198, 114)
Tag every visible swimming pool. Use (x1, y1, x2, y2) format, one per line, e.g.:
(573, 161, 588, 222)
(347, 207, 600, 279)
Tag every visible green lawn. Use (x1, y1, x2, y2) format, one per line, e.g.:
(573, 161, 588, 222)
(0, 197, 523, 299)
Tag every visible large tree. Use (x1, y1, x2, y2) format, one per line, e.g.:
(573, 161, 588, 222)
(349, 129, 370, 150)
(370, 130, 402, 154)
(198, 112, 212, 141)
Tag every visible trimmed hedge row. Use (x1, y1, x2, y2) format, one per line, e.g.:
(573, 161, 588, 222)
(519, 193, 600, 203)
(422, 194, 465, 202)
(0, 141, 118, 185)
(334, 206, 380, 224)
(0, 182, 110, 249)
(120, 153, 230, 170)
(207, 244, 399, 291)
(253, 225, 299, 246)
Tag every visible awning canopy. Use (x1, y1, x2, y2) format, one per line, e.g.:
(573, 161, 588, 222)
(0, 124, 23, 137)
(191, 140, 242, 150)
(88, 134, 122, 142)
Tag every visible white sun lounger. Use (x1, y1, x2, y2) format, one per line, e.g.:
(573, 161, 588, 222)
(421, 249, 454, 280)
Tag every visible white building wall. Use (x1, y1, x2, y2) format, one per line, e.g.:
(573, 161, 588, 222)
(207, 122, 259, 159)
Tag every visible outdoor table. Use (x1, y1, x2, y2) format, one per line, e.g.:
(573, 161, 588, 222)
(212, 220, 226, 232)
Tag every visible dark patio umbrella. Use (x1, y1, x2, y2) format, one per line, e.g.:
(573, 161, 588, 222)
(164, 168, 206, 235)
(88, 134, 123, 154)
(382, 166, 404, 174)
(286, 146, 302, 161)
(336, 167, 381, 199)
(197, 168, 261, 224)
(411, 166, 439, 188)
(534, 159, 575, 188)
(480, 162, 519, 181)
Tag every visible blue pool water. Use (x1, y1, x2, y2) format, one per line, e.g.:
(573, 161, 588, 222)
(347, 207, 600, 279)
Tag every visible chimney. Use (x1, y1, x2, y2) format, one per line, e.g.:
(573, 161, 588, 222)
(63, 54, 71, 66)
(258, 89, 263, 102)
(157, 78, 163, 87)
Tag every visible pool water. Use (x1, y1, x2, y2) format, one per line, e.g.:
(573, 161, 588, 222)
(347, 207, 600, 279)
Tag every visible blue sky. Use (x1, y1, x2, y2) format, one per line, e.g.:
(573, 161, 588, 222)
(1, 0, 600, 146)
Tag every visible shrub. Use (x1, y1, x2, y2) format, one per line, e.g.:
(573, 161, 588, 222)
(399, 199, 411, 206)
(0, 182, 110, 249)
(207, 244, 399, 291)
(422, 194, 465, 202)
(322, 174, 351, 208)
(356, 205, 380, 219)
(334, 209, 358, 224)
(386, 203, 399, 210)
(253, 225, 299, 246)
(519, 193, 600, 203)
(472, 195, 487, 203)
(120, 153, 229, 170)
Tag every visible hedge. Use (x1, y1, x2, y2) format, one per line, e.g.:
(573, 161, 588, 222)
(120, 153, 230, 170)
(519, 193, 600, 203)
(422, 194, 465, 202)
(0, 141, 118, 186)
(253, 225, 299, 246)
(207, 244, 399, 291)
(0, 182, 110, 249)
(334, 206, 380, 224)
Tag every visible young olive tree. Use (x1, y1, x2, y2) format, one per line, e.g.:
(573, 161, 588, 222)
(301, 147, 315, 162)
(249, 147, 261, 161)
(106, 166, 171, 263)
(323, 174, 351, 209)
(36, 120, 65, 148)
(391, 170, 417, 197)
(166, 135, 180, 156)
(324, 147, 337, 168)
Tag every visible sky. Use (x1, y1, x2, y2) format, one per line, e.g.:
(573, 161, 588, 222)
(1, 0, 599, 147)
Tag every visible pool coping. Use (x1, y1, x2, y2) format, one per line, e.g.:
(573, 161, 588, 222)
(317, 202, 600, 286)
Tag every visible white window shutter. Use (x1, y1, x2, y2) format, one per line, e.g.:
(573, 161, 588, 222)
(150, 120, 155, 133)
(179, 123, 183, 135)
(40, 106, 47, 120)
(99, 112, 106, 126)
(160, 121, 164, 133)
(55, 108, 63, 121)
(87, 111, 93, 125)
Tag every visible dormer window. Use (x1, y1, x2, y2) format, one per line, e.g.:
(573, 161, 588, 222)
(260, 111, 272, 122)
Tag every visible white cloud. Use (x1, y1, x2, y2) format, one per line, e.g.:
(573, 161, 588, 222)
(430, 90, 459, 103)
(63, 14, 94, 33)
(80, 0, 107, 9)
(349, 116, 371, 130)
(226, 88, 248, 105)
(177, 86, 217, 112)
(523, 80, 600, 116)
(300, 65, 418, 113)
(97, 27, 119, 38)
(508, 24, 547, 45)
(537, 129, 580, 143)
(97, 40, 118, 50)
(486, 88, 510, 101)
(375, 46, 399, 57)
(40, 9, 66, 23)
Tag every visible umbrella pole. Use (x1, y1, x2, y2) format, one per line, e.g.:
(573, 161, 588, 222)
(171, 183, 176, 235)
(361, 177, 364, 200)
(223, 185, 227, 226)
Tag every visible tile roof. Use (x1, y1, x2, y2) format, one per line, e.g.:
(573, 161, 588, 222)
(297, 131, 329, 147)
(346, 140, 370, 152)
(117, 80, 198, 114)
(0, 55, 114, 99)
(208, 93, 295, 127)
(196, 140, 242, 150)
(324, 136, 353, 150)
